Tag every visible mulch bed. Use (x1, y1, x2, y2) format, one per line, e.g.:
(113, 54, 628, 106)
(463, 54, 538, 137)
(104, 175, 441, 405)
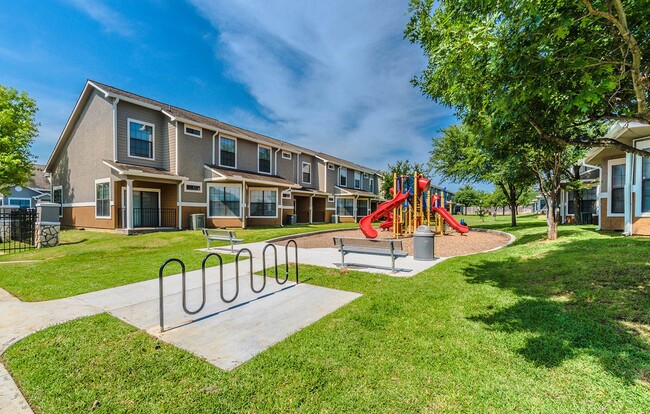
(276, 227, 511, 257)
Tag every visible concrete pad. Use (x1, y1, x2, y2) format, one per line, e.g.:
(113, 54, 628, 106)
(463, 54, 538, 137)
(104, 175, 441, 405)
(0, 364, 31, 414)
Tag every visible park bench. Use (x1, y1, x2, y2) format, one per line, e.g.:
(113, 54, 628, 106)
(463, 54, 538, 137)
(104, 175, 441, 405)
(333, 237, 409, 273)
(202, 229, 244, 252)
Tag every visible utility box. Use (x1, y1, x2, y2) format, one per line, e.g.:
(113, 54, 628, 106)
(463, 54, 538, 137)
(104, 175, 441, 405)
(413, 225, 435, 261)
(189, 213, 205, 230)
(285, 214, 297, 225)
(331, 215, 339, 223)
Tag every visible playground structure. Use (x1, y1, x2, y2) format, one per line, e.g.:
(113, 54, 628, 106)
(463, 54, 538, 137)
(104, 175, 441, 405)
(359, 172, 469, 239)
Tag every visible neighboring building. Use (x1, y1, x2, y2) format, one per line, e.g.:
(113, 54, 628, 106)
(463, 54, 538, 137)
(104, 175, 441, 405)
(584, 122, 650, 236)
(44, 81, 381, 232)
(0, 164, 50, 208)
(559, 166, 600, 225)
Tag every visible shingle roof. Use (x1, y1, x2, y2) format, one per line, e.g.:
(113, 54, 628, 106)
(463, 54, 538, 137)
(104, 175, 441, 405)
(205, 165, 299, 188)
(28, 164, 49, 190)
(89, 80, 380, 174)
(103, 160, 185, 179)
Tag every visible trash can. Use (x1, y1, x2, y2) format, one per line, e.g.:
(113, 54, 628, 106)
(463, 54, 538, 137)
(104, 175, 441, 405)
(285, 214, 297, 225)
(413, 225, 435, 261)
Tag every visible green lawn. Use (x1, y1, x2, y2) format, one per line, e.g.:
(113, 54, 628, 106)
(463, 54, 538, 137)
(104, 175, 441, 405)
(2, 215, 649, 412)
(0, 223, 355, 301)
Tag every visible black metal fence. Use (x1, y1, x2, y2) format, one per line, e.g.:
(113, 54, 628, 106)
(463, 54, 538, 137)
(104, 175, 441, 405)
(117, 208, 177, 228)
(0, 208, 37, 253)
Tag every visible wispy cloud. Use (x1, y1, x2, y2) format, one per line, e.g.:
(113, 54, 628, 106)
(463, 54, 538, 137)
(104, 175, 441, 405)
(189, 0, 455, 171)
(63, 0, 133, 37)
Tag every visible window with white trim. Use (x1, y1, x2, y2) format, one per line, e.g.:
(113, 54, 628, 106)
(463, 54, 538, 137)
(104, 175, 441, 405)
(336, 198, 353, 216)
(328, 196, 334, 203)
(354, 172, 361, 189)
(302, 162, 311, 184)
(95, 179, 110, 218)
(249, 189, 277, 217)
(208, 185, 240, 217)
(282, 192, 291, 199)
(282, 152, 292, 160)
(328, 164, 335, 170)
(8, 198, 30, 208)
(184, 181, 202, 193)
(128, 119, 154, 159)
(52, 185, 63, 217)
(184, 125, 202, 138)
(610, 163, 625, 214)
(219, 136, 236, 168)
(339, 167, 347, 186)
(258, 145, 271, 174)
(642, 157, 650, 212)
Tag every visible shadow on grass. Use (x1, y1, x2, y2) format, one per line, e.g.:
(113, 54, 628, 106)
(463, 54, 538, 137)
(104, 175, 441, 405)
(58, 238, 88, 246)
(462, 236, 650, 383)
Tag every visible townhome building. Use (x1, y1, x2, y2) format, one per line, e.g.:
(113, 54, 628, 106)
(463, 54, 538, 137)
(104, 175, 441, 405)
(0, 164, 50, 208)
(44, 80, 381, 232)
(584, 121, 650, 235)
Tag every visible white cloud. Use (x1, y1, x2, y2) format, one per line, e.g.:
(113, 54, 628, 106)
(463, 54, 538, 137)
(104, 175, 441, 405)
(63, 0, 133, 37)
(189, 0, 455, 171)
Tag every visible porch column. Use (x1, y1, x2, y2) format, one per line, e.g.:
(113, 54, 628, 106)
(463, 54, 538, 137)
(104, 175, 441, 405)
(241, 181, 246, 229)
(309, 195, 314, 224)
(126, 179, 134, 230)
(177, 183, 183, 230)
(353, 196, 358, 223)
(624, 152, 634, 235)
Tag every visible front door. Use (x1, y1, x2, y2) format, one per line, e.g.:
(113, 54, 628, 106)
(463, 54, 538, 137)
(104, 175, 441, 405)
(122, 188, 160, 227)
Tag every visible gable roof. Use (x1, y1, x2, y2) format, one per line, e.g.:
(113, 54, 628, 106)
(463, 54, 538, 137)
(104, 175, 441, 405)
(76, 80, 380, 175)
(28, 164, 49, 190)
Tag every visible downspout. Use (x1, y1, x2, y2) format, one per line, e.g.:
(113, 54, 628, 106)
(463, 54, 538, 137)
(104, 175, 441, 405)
(175, 121, 179, 175)
(112, 97, 120, 162)
(623, 152, 634, 236)
(354, 195, 359, 223)
(296, 154, 300, 183)
(582, 161, 602, 230)
(309, 194, 314, 224)
(177, 182, 183, 230)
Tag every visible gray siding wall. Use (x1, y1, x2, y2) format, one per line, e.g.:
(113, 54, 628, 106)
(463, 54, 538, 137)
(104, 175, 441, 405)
(326, 165, 337, 193)
(177, 121, 215, 203)
(277, 151, 295, 181)
(52, 90, 114, 203)
(116, 101, 168, 169)
(299, 154, 316, 189)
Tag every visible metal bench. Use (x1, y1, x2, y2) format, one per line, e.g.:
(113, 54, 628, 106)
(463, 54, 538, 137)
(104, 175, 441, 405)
(333, 237, 409, 273)
(202, 229, 244, 252)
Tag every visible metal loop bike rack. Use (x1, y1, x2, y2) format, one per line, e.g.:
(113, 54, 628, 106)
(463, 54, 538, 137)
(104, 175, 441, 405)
(285, 239, 299, 284)
(260, 244, 278, 291)
(159, 258, 185, 332)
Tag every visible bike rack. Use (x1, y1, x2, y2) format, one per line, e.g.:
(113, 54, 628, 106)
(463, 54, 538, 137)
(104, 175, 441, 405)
(158, 240, 299, 332)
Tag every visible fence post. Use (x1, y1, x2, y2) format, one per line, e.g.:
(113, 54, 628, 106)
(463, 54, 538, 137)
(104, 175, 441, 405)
(35, 202, 60, 248)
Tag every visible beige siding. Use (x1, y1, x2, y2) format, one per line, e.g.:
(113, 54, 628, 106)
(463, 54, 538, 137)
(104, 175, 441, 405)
(167, 119, 177, 173)
(176, 121, 215, 203)
(116, 101, 168, 169)
(51, 90, 114, 204)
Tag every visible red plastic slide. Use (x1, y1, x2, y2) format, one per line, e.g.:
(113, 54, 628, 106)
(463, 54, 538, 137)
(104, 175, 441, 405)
(359, 191, 410, 238)
(431, 206, 469, 234)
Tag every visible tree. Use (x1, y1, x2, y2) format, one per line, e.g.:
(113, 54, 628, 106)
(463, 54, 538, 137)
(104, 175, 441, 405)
(406, 0, 650, 156)
(454, 184, 481, 214)
(381, 160, 430, 199)
(0, 85, 38, 195)
(429, 123, 537, 227)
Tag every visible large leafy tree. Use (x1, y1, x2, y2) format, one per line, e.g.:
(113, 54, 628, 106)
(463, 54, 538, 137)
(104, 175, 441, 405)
(454, 184, 481, 215)
(0, 85, 38, 195)
(406, 0, 649, 155)
(430, 123, 536, 227)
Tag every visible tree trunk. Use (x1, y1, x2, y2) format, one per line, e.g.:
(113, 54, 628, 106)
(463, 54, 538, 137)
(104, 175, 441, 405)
(546, 192, 560, 240)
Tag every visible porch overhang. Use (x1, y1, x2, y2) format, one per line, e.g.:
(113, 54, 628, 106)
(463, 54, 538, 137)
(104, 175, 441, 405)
(103, 160, 188, 183)
(334, 186, 380, 198)
(203, 165, 300, 188)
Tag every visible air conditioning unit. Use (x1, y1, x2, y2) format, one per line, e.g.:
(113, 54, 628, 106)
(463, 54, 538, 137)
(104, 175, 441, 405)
(190, 213, 205, 230)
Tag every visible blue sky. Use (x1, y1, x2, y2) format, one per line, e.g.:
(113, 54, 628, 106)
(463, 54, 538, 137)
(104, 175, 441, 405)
(1, 1, 463, 188)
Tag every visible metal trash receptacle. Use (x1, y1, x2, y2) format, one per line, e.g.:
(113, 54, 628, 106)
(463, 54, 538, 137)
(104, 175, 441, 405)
(285, 214, 297, 225)
(414, 225, 435, 261)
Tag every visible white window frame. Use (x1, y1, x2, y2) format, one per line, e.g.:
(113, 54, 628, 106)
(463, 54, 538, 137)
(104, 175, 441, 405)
(95, 178, 111, 219)
(248, 187, 278, 218)
(634, 138, 650, 217)
(184, 124, 202, 138)
(258, 144, 272, 175)
(339, 167, 348, 186)
(52, 185, 63, 217)
(184, 181, 203, 193)
(328, 196, 335, 203)
(282, 192, 291, 199)
(206, 183, 242, 218)
(127, 118, 156, 160)
(302, 161, 311, 184)
(218, 135, 238, 169)
(607, 158, 626, 217)
(282, 152, 292, 160)
(7, 197, 31, 208)
(328, 164, 335, 170)
(354, 171, 361, 189)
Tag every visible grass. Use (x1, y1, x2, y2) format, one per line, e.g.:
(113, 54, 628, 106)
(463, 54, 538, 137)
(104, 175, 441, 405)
(2, 214, 649, 412)
(0, 222, 355, 301)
